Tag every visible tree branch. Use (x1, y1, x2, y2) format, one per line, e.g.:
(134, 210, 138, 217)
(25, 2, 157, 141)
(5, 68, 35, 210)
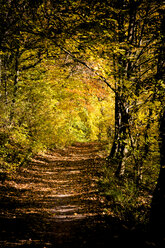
(21, 58, 42, 71)
(55, 43, 115, 92)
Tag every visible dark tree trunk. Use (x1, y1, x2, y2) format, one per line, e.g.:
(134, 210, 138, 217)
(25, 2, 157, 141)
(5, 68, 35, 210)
(108, 91, 130, 177)
(10, 48, 19, 122)
(150, 110, 165, 240)
(109, 92, 120, 159)
(149, 9, 165, 241)
(0, 55, 8, 105)
(107, 1, 137, 176)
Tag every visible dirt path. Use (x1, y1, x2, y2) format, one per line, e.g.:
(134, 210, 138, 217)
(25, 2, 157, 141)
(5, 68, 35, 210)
(0, 142, 148, 248)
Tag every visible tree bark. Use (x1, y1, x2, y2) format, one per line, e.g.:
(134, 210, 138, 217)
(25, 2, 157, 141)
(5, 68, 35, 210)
(10, 48, 19, 122)
(149, 8, 165, 241)
(150, 109, 165, 239)
(0, 55, 8, 105)
(108, 91, 130, 177)
(107, 1, 136, 176)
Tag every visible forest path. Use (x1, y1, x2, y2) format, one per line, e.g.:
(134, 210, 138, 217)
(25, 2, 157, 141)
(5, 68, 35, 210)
(0, 142, 147, 248)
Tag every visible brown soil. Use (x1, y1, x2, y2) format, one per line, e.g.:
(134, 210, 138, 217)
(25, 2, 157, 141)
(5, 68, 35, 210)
(0, 142, 149, 248)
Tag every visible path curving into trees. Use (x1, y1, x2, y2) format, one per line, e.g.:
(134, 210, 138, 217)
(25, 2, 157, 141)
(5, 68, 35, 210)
(0, 143, 150, 248)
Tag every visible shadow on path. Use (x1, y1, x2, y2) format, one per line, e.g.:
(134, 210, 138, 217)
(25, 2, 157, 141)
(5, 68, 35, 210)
(0, 142, 150, 247)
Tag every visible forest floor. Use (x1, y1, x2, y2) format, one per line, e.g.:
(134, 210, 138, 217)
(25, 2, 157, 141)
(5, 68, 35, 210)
(0, 142, 154, 248)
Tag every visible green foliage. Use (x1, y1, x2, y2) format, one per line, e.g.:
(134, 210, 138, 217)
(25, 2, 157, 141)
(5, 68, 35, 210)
(0, 128, 31, 173)
(0, 41, 113, 171)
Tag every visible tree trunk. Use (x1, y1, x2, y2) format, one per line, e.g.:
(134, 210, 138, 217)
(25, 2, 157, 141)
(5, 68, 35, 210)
(107, 1, 136, 176)
(0, 55, 8, 105)
(149, 9, 165, 241)
(10, 48, 19, 122)
(108, 92, 130, 177)
(108, 92, 120, 159)
(150, 109, 165, 240)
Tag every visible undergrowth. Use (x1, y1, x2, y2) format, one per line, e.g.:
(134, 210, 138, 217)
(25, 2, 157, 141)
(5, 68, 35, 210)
(99, 162, 155, 227)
